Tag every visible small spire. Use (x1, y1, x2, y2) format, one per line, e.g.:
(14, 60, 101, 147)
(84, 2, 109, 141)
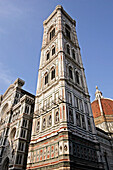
(96, 86, 98, 90)
(95, 86, 103, 100)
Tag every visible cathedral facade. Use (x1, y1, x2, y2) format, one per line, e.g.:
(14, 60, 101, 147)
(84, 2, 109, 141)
(0, 78, 35, 169)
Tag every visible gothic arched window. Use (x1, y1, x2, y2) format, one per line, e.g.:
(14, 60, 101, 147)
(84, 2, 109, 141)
(43, 118, 46, 129)
(67, 44, 70, 55)
(50, 28, 55, 40)
(46, 51, 50, 60)
(37, 121, 40, 131)
(45, 73, 48, 85)
(25, 105, 29, 114)
(48, 115, 52, 126)
(51, 67, 55, 80)
(69, 66, 73, 79)
(75, 71, 79, 84)
(52, 46, 55, 55)
(88, 118, 92, 132)
(65, 24, 71, 39)
(69, 109, 74, 123)
(10, 127, 16, 141)
(76, 112, 80, 127)
(81, 76, 84, 87)
(72, 49, 75, 59)
(82, 115, 86, 129)
(55, 111, 59, 123)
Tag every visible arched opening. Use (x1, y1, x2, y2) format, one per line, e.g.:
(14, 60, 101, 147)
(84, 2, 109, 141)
(69, 66, 73, 79)
(51, 67, 55, 80)
(44, 72, 48, 85)
(65, 24, 71, 39)
(55, 111, 59, 123)
(1, 103, 9, 116)
(2, 157, 9, 170)
(75, 71, 79, 84)
(66, 44, 70, 55)
(50, 28, 55, 41)
(72, 49, 75, 59)
(46, 50, 50, 60)
(52, 46, 55, 55)
(10, 127, 16, 141)
(37, 121, 40, 131)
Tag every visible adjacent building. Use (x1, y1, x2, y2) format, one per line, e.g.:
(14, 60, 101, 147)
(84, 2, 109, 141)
(27, 5, 103, 170)
(0, 78, 35, 170)
(91, 87, 113, 170)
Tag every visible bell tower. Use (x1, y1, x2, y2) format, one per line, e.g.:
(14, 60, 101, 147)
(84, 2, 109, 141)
(27, 6, 103, 170)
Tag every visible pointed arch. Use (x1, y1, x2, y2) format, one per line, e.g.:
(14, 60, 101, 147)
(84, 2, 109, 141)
(75, 70, 79, 84)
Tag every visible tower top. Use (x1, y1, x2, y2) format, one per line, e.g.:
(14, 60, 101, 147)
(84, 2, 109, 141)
(95, 86, 103, 99)
(43, 5, 76, 26)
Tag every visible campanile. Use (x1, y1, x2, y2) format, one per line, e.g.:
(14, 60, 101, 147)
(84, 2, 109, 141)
(27, 5, 103, 170)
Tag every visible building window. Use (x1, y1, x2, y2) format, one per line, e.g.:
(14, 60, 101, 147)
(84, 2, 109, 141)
(16, 154, 23, 165)
(50, 28, 55, 40)
(79, 99, 83, 111)
(81, 76, 84, 87)
(21, 129, 26, 138)
(75, 96, 79, 109)
(76, 112, 80, 127)
(18, 142, 24, 151)
(42, 118, 46, 129)
(47, 52, 50, 60)
(75, 71, 79, 84)
(48, 115, 52, 126)
(84, 102, 89, 114)
(52, 47, 55, 55)
(51, 68, 55, 80)
(10, 127, 16, 141)
(15, 93, 20, 98)
(55, 111, 59, 123)
(14, 99, 18, 105)
(69, 66, 73, 79)
(25, 105, 29, 114)
(88, 118, 92, 132)
(45, 74, 48, 85)
(67, 92, 72, 104)
(22, 119, 27, 128)
(69, 109, 74, 123)
(37, 121, 40, 131)
(67, 44, 70, 55)
(65, 24, 71, 39)
(72, 49, 75, 59)
(82, 115, 86, 129)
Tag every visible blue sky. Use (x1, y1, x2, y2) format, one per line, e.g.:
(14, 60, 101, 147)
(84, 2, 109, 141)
(0, 0, 113, 102)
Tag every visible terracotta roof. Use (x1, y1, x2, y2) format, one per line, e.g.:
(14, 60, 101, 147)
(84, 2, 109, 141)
(91, 98, 113, 118)
(91, 100, 101, 118)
